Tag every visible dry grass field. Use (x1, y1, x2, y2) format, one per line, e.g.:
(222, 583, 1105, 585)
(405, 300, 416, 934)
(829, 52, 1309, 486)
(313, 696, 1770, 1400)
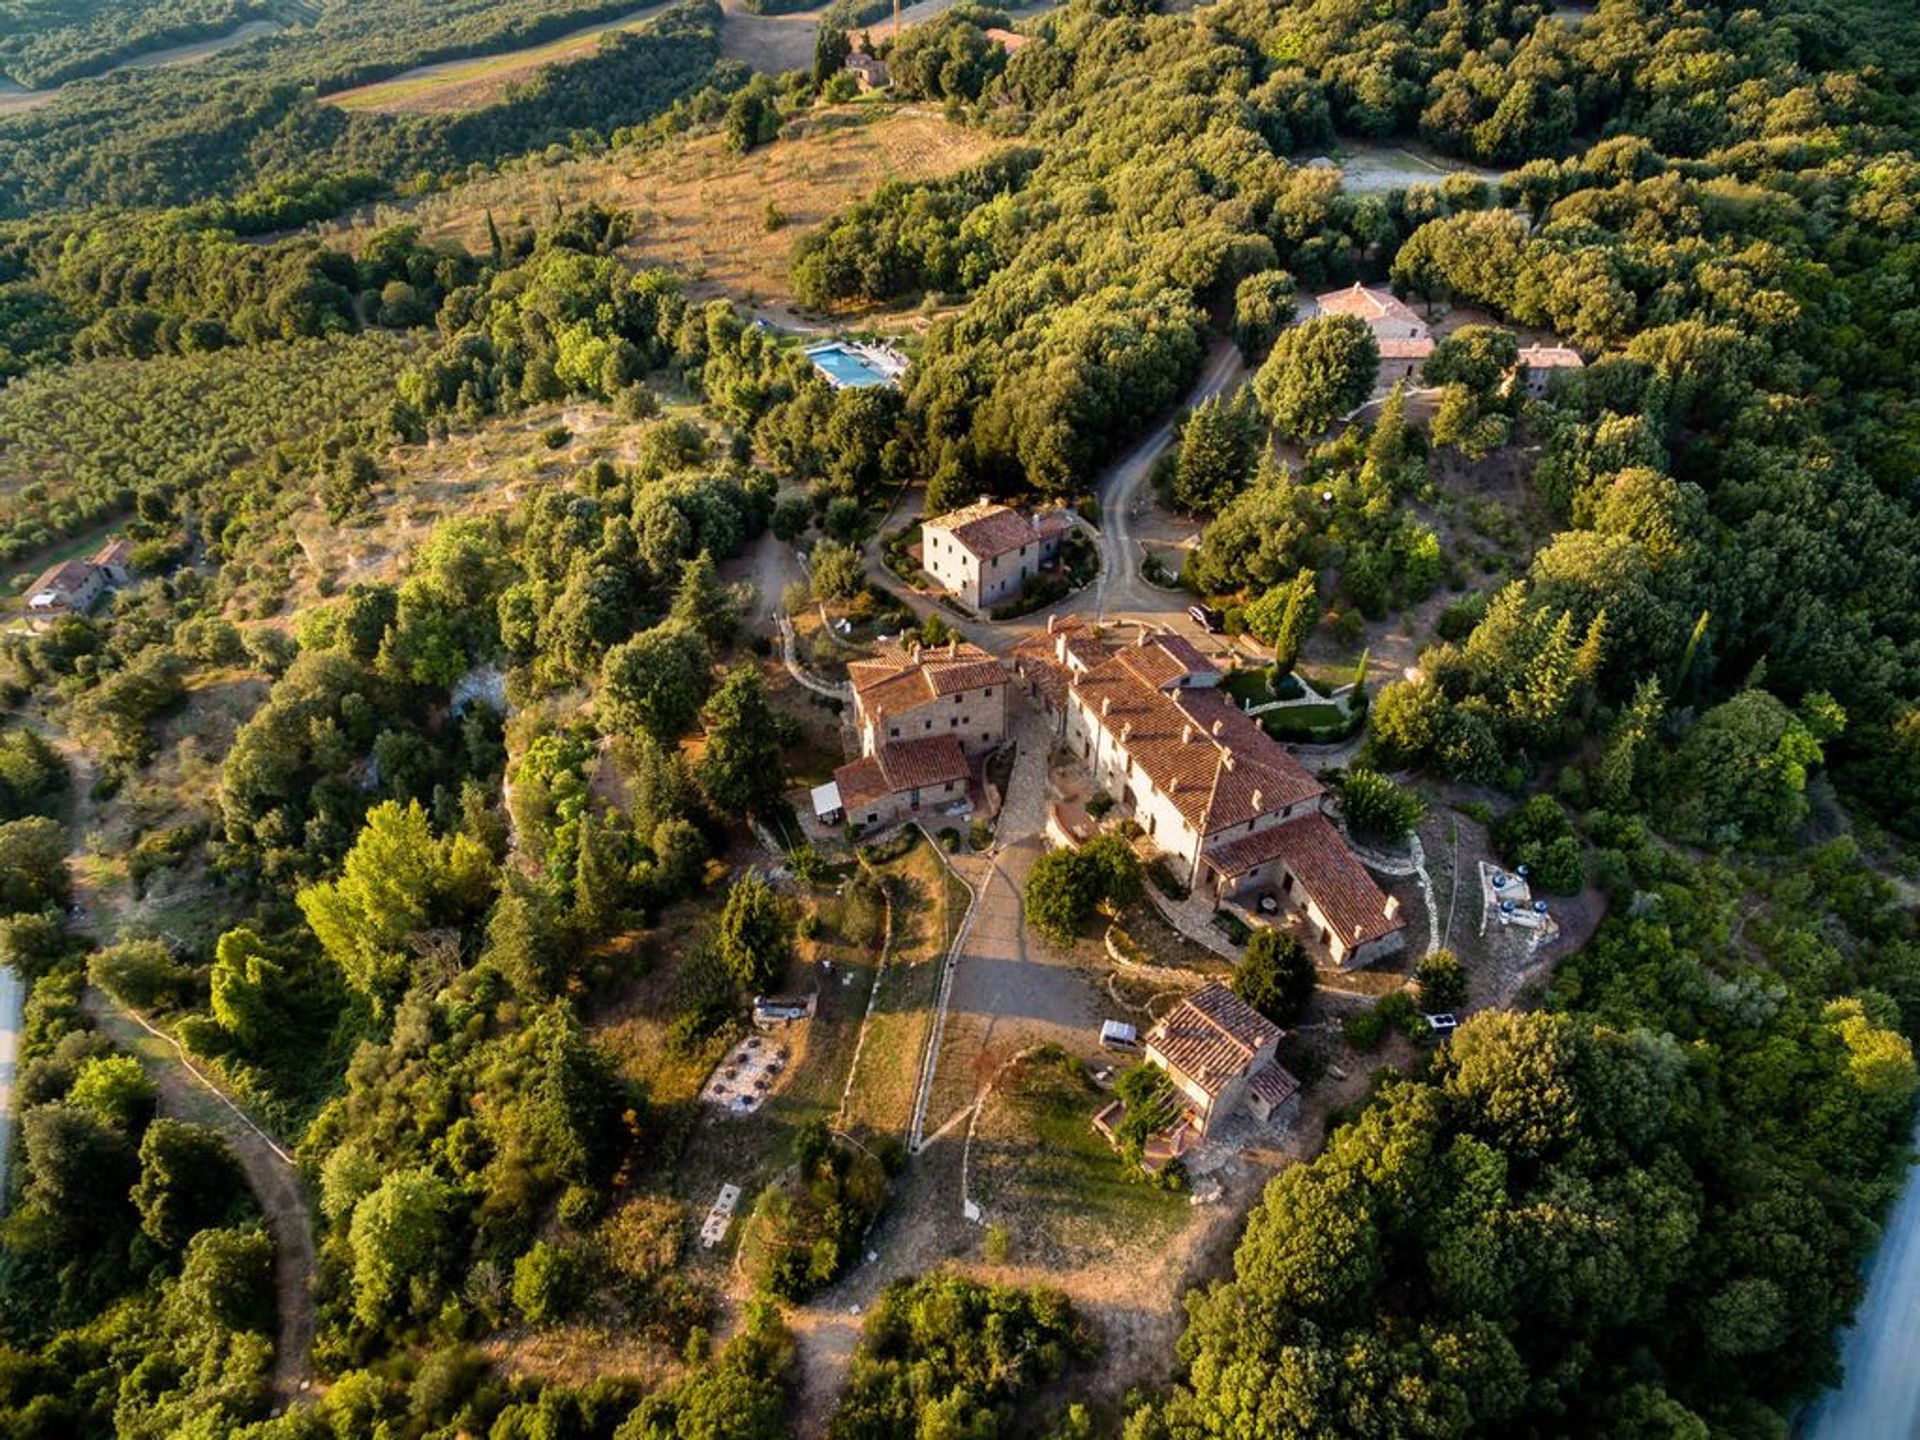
(324, 103, 1002, 306)
(324, 3, 672, 114)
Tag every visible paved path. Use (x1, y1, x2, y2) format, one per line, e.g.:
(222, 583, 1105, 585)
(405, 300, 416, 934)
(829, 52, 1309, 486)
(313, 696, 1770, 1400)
(83, 993, 316, 1404)
(918, 712, 1100, 1135)
(1091, 337, 1246, 622)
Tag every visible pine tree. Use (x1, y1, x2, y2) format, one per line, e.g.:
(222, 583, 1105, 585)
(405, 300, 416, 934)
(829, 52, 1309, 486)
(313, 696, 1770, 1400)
(670, 549, 735, 646)
(699, 668, 786, 817)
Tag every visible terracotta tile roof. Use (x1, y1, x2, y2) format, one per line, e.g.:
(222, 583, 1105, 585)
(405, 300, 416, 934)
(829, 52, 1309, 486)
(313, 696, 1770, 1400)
(925, 500, 1060, 560)
(1147, 983, 1281, 1098)
(833, 756, 891, 811)
(28, 559, 96, 600)
(1206, 818, 1312, 878)
(876, 733, 968, 790)
(1247, 1062, 1301, 1110)
(1314, 282, 1424, 330)
(1238, 811, 1401, 948)
(1114, 639, 1204, 690)
(850, 641, 1008, 722)
(1378, 337, 1436, 360)
(90, 538, 132, 567)
(1517, 344, 1584, 369)
(833, 735, 967, 810)
(1012, 648, 1072, 711)
(1072, 653, 1323, 837)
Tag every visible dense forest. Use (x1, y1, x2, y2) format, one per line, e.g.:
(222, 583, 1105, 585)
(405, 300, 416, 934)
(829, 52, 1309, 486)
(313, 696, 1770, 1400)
(0, 0, 1918, 1435)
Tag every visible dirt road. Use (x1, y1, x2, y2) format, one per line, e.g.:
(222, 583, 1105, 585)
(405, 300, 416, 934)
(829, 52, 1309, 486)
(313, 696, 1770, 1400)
(82, 993, 317, 1405)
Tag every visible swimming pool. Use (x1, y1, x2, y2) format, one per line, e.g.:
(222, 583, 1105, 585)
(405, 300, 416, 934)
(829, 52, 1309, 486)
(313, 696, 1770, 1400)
(806, 341, 905, 389)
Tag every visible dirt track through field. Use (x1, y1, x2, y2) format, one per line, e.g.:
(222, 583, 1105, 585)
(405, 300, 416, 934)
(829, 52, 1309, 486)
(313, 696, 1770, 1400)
(82, 992, 317, 1405)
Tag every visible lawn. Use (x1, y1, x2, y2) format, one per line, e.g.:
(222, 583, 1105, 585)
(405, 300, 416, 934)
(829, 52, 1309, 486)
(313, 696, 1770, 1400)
(1219, 666, 1305, 707)
(837, 832, 969, 1144)
(968, 1047, 1186, 1270)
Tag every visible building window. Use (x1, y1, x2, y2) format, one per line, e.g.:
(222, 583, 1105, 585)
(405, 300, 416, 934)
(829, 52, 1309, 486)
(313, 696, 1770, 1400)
(889, 726, 899, 738)
(924, 720, 932, 731)
(984, 688, 993, 697)
(951, 717, 958, 727)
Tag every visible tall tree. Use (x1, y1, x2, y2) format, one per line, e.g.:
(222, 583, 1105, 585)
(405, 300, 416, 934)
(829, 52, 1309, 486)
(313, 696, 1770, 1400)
(1253, 314, 1379, 440)
(698, 668, 786, 818)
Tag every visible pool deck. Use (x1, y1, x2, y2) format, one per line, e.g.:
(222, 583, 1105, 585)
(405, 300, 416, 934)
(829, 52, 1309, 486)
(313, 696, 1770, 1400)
(805, 340, 909, 389)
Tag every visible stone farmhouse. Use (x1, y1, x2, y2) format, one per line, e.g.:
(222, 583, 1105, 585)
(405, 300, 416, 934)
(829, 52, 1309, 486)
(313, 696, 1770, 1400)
(1310, 281, 1433, 385)
(1144, 982, 1301, 1136)
(829, 639, 1009, 828)
(919, 499, 1068, 613)
(24, 537, 133, 621)
(1014, 618, 1405, 968)
(1510, 343, 1585, 396)
(843, 50, 889, 90)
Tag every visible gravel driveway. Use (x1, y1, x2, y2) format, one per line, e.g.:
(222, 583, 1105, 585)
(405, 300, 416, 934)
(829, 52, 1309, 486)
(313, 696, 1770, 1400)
(922, 712, 1104, 1133)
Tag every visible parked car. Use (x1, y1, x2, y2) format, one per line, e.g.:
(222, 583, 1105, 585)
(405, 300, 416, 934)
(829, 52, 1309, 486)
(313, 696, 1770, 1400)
(1188, 603, 1224, 633)
(1100, 1019, 1140, 1050)
(1424, 1012, 1459, 1036)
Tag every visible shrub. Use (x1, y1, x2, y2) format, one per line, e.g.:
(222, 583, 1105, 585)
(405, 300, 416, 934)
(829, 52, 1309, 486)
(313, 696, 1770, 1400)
(1416, 949, 1468, 1012)
(1338, 769, 1427, 844)
(1343, 1004, 1388, 1050)
(513, 1240, 582, 1326)
(1234, 928, 1316, 1025)
(1493, 795, 1586, 893)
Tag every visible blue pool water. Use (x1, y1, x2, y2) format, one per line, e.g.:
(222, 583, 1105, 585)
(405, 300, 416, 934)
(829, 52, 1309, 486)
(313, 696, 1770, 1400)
(807, 343, 893, 388)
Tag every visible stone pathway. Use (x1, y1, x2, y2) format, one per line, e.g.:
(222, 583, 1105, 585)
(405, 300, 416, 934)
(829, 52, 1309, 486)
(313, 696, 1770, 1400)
(775, 611, 852, 701)
(1348, 832, 1440, 957)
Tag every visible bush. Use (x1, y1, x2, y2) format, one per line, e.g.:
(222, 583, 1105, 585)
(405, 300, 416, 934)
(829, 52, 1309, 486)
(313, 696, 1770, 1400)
(1343, 1004, 1388, 1050)
(1416, 949, 1468, 1012)
(1493, 795, 1586, 893)
(1234, 927, 1316, 1025)
(513, 1239, 582, 1326)
(1337, 769, 1427, 844)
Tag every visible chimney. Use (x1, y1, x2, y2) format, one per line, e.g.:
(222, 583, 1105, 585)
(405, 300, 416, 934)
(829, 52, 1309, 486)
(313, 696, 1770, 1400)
(1252, 788, 1264, 811)
(1222, 752, 1236, 772)
(1169, 777, 1179, 795)
(1101, 697, 1112, 716)
(978, 494, 991, 509)
(948, 640, 958, 658)
(910, 641, 921, 661)
(1181, 724, 1193, 744)
(1210, 718, 1224, 736)
(1136, 629, 1149, 646)
(1056, 633, 1069, 664)
(1120, 721, 1134, 744)
(1047, 613, 1058, 634)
